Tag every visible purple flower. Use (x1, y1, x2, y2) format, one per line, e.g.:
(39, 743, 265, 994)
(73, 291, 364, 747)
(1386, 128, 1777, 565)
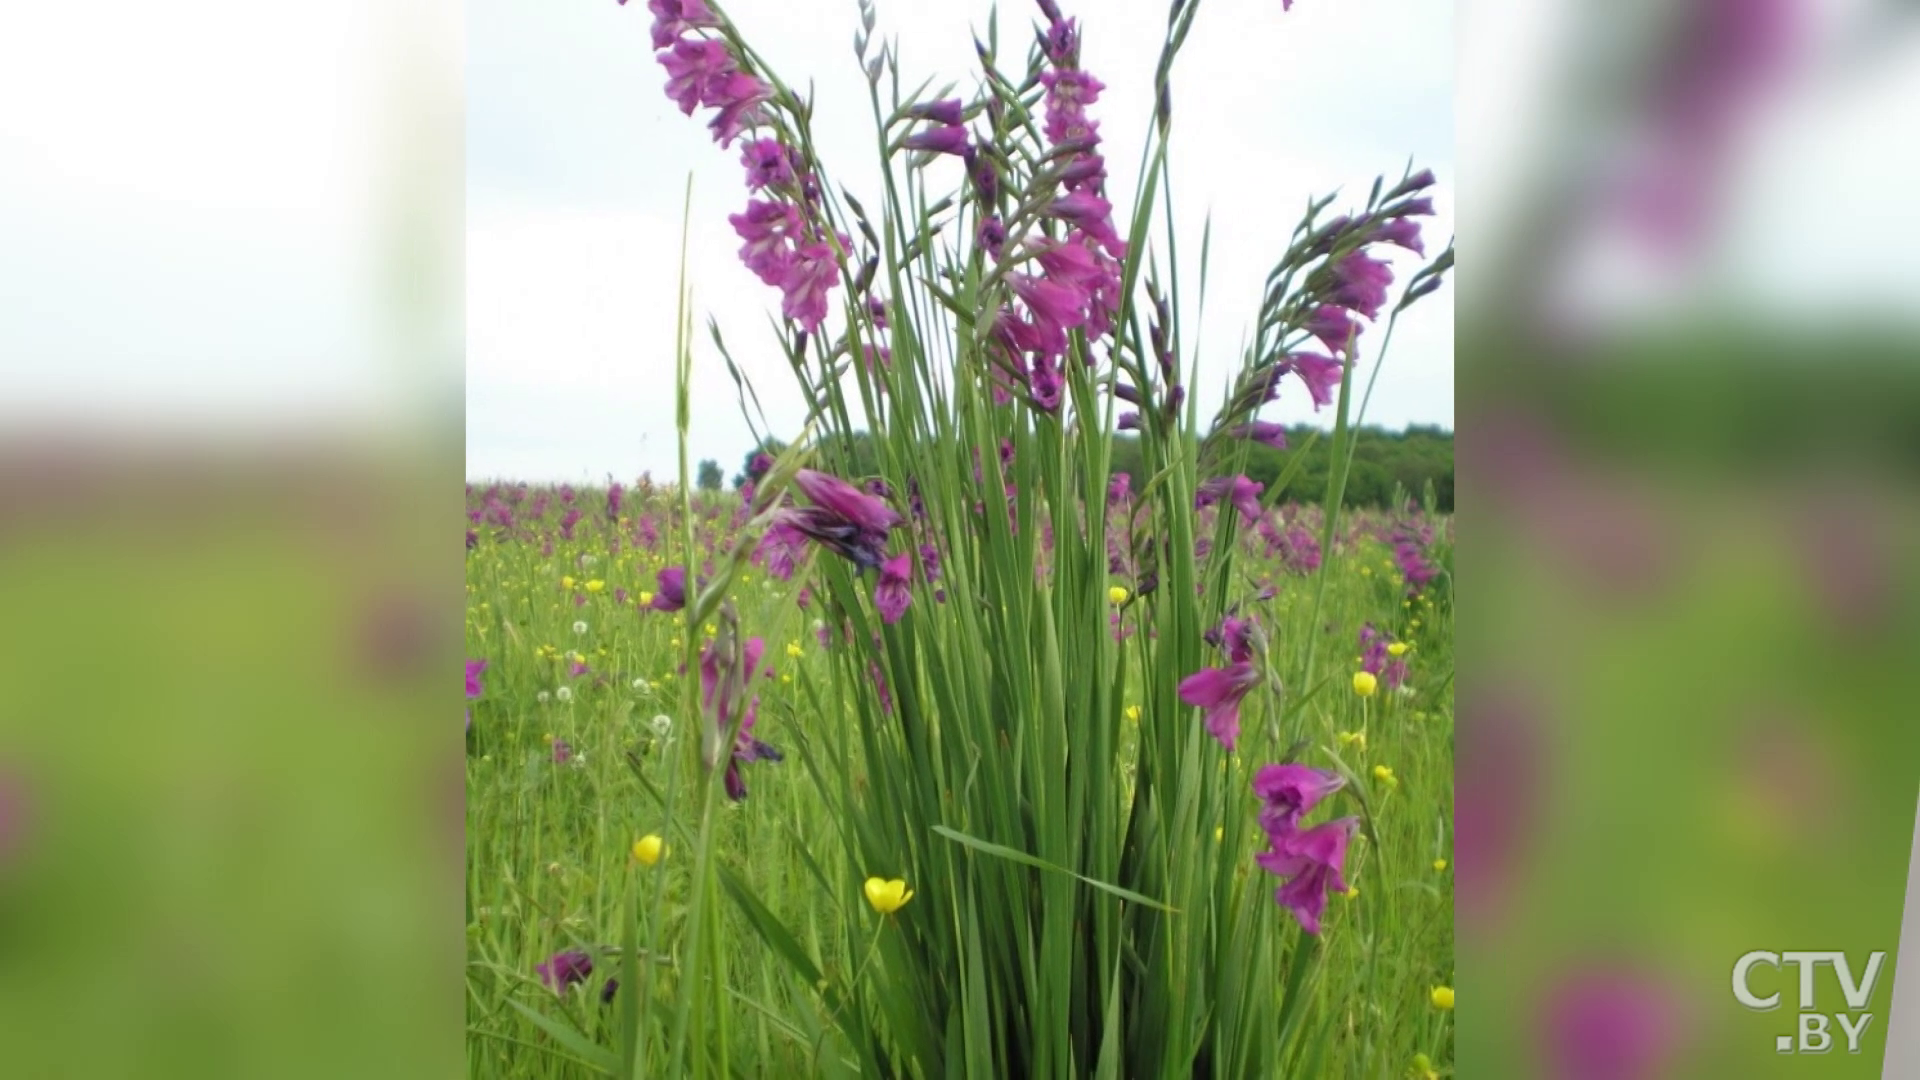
(659, 38, 735, 115)
(466, 658, 487, 699)
(1374, 217, 1425, 256)
(1286, 352, 1345, 410)
(1049, 191, 1113, 230)
(1227, 421, 1288, 450)
(977, 216, 1006, 257)
(907, 98, 965, 125)
(723, 689, 783, 802)
(1328, 251, 1394, 320)
(703, 72, 774, 147)
(1206, 615, 1258, 663)
(731, 199, 805, 286)
(753, 521, 808, 581)
(599, 978, 620, 1006)
(651, 567, 688, 612)
(873, 552, 913, 624)
(775, 469, 903, 571)
(741, 138, 794, 191)
(780, 242, 841, 333)
(645, 0, 720, 51)
(1302, 304, 1363, 356)
(1177, 662, 1262, 750)
(536, 950, 594, 994)
(1196, 475, 1265, 525)
(902, 124, 971, 156)
(1251, 764, 1346, 840)
(551, 738, 574, 764)
(1543, 966, 1683, 1080)
(1255, 818, 1356, 935)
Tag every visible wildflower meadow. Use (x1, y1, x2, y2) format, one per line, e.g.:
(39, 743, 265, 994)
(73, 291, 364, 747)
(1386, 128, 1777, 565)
(467, 0, 1455, 1076)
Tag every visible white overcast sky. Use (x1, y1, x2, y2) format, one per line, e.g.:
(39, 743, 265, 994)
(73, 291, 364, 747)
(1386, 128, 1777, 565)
(466, 0, 1458, 482)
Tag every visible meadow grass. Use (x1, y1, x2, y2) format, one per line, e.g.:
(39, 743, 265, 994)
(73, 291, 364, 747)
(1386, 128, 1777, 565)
(465, 490, 1453, 1077)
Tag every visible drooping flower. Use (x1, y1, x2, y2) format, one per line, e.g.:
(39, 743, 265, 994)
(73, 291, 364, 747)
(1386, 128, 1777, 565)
(1177, 661, 1262, 750)
(1196, 475, 1266, 525)
(1227, 421, 1289, 450)
(873, 552, 913, 624)
(775, 469, 904, 571)
(1251, 764, 1346, 840)
(650, 567, 688, 612)
(1278, 353, 1340, 411)
(780, 241, 842, 333)
(1328, 250, 1394, 320)
(659, 38, 735, 115)
(730, 199, 805, 286)
(703, 71, 774, 146)
(644, 0, 720, 51)
(902, 124, 970, 156)
(723, 697, 783, 801)
(1255, 817, 1356, 935)
(906, 98, 965, 125)
(536, 950, 594, 994)
(1302, 304, 1364, 356)
(740, 137, 795, 191)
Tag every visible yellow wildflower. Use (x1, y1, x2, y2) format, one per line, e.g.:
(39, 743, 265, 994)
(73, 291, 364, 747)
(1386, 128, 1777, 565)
(1124, 705, 1141, 722)
(863, 877, 914, 915)
(638, 590, 655, 607)
(1352, 671, 1378, 697)
(585, 579, 605, 593)
(1433, 858, 1448, 873)
(1387, 642, 1409, 657)
(1108, 585, 1129, 605)
(631, 834, 666, 866)
(1430, 986, 1454, 1011)
(1337, 731, 1368, 751)
(786, 641, 804, 660)
(1373, 764, 1398, 788)
(561, 575, 576, 590)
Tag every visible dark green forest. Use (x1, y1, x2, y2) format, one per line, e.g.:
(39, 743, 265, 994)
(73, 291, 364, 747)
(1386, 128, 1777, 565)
(736, 425, 1453, 511)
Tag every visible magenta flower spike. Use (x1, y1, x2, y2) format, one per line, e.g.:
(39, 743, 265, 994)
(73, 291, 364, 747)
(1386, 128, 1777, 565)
(874, 552, 913, 624)
(1177, 662, 1262, 750)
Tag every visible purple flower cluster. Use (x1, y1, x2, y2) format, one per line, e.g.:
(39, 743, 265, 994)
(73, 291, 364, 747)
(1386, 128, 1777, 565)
(1299, 169, 1437, 362)
(699, 636, 784, 801)
(1176, 616, 1262, 750)
(1250, 764, 1354, 935)
(625, 0, 855, 334)
(466, 658, 486, 733)
(980, 1, 1127, 412)
(1357, 623, 1407, 693)
(1391, 517, 1440, 596)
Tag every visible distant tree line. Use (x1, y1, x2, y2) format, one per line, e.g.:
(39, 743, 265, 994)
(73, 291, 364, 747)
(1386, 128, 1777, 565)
(729, 424, 1452, 511)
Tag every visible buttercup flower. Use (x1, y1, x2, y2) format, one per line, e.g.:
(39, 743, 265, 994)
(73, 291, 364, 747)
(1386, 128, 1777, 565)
(1353, 671, 1378, 697)
(864, 877, 914, 914)
(1431, 986, 1455, 1011)
(1108, 585, 1129, 604)
(632, 834, 666, 866)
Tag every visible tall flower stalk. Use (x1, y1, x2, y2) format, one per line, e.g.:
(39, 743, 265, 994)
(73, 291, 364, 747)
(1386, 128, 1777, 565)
(600, 0, 1454, 1075)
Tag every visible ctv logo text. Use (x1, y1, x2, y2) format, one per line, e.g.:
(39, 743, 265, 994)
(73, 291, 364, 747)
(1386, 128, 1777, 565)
(1732, 951, 1887, 1055)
